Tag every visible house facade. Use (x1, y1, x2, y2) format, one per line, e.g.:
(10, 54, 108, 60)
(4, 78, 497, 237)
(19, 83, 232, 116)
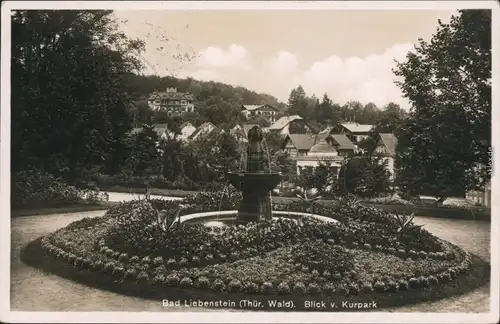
(295, 139, 345, 177)
(241, 104, 280, 123)
(280, 134, 355, 178)
(148, 88, 195, 115)
(369, 133, 397, 179)
(268, 115, 311, 135)
(466, 181, 491, 207)
(178, 122, 197, 141)
(330, 122, 374, 144)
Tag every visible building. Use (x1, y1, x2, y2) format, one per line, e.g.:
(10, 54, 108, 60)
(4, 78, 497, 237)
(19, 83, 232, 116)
(268, 115, 311, 135)
(241, 104, 280, 123)
(188, 122, 217, 141)
(130, 123, 170, 140)
(294, 139, 345, 177)
(177, 122, 197, 141)
(330, 122, 374, 144)
(281, 134, 356, 158)
(466, 181, 491, 207)
(369, 133, 397, 179)
(147, 88, 195, 115)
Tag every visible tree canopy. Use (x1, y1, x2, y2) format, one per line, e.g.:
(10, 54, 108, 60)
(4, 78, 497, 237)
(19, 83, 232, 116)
(11, 10, 144, 181)
(393, 9, 491, 199)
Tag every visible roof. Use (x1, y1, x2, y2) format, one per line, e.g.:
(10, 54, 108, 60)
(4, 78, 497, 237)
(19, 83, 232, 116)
(310, 139, 336, 154)
(188, 122, 216, 140)
(377, 133, 397, 156)
(319, 126, 332, 134)
(340, 122, 373, 133)
(179, 122, 194, 130)
(284, 133, 356, 152)
(130, 124, 170, 137)
(149, 91, 194, 101)
(329, 134, 356, 151)
(285, 134, 318, 151)
(268, 115, 303, 130)
(242, 104, 279, 112)
(284, 134, 332, 151)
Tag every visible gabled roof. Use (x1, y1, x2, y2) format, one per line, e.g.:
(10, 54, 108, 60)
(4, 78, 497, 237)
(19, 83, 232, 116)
(377, 133, 397, 157)
(242, 104, 279, 112)
(284, 134, 324, 151)
(340, 122, 373, 133)
(329, 134, 356, 151)
(284, 133, 356, 152)
(188, 122, 216, 140)
(179, 122, 195, 130)
(268, 115, 303, 130)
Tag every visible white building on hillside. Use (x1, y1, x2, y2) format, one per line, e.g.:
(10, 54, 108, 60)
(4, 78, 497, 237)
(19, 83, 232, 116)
(268, 115, 311, 135)
(241, 104, 280, 123)
(178, 122, 197, 141)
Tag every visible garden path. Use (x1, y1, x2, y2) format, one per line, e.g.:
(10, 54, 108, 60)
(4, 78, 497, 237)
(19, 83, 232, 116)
(11, 205, 491, 312)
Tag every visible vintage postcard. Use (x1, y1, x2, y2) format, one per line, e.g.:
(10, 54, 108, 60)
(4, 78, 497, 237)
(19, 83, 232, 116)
(1, 1, 498, 323)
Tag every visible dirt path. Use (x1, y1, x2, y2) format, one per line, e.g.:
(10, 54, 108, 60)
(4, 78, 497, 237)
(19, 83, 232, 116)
(11, 212, 491, 312)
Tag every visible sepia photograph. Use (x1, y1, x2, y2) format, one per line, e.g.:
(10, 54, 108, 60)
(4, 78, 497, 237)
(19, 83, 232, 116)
(1, 1, 498, 323)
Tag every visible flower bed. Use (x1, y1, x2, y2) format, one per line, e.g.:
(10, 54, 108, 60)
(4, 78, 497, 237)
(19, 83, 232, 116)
(27, 193, 489, 311)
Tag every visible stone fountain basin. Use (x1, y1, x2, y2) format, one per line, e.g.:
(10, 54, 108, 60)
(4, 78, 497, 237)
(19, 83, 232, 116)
(178, 210, 338, 228)
(226, 171, 282, 192)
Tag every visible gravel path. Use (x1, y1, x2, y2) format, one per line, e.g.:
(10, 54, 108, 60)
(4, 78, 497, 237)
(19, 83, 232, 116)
(11, 210, 491, 312)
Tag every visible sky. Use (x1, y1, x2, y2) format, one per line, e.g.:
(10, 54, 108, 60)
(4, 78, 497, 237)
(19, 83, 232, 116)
(113, 9, 459, 109)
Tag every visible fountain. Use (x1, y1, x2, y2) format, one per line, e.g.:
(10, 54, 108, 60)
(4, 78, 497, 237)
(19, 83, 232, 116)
(226, 126, 282, 224)
(174, 125, 337, 227)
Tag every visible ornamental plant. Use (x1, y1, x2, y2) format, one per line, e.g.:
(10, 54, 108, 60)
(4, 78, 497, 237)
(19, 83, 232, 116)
(211, 279, 225, 292)
(179, 277, 193, 288)
(228, 279, 242, 292)
(293, 282, 306, 295)
(196, 276, 211, 289)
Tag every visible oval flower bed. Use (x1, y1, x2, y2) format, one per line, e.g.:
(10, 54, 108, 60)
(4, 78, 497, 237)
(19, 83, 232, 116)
(23, 192, 490, 311)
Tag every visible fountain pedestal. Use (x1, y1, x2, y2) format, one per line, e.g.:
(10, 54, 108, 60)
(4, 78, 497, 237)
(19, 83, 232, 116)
(227, 172, 281, 224)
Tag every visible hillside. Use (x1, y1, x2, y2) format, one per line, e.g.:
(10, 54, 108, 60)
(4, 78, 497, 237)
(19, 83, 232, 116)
(123, 73, 287, 111)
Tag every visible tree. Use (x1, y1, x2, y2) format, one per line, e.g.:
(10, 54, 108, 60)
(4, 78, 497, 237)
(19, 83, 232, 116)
(125, 125, 162, 176)
(338, 156, 392, 198)
(287, 86, 308, 117)
(132, 100, 153, 126)
(11, 10, 143, 182)
(293, 161, 336, 196)
(361, 102, 381, 124)
(374, 102, 408, 135)
(393, 10, 491, 201)
(192, 131, 241, 182)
